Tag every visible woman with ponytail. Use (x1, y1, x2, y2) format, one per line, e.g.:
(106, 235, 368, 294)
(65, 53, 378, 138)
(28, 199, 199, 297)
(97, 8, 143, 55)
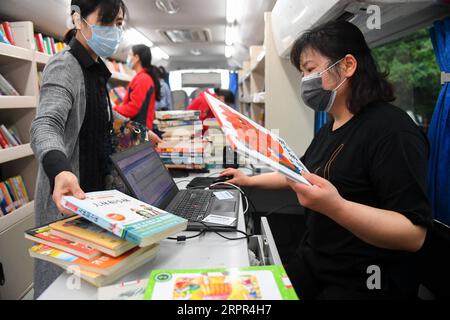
(113, 44, 161, 129)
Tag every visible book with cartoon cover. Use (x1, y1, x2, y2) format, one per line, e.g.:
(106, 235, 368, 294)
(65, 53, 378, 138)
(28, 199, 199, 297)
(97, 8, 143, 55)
(144, 265, 299, 300)
(204, 93, 311, 185)
(60, 190, 188, 247)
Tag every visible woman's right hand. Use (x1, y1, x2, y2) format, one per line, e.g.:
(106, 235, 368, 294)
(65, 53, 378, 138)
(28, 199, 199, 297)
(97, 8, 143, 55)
(219, 168, 252, 187)
(52, 171, 86, 215)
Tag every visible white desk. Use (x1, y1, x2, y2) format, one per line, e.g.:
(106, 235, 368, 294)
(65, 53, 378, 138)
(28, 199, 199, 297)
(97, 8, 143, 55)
(38, 169, 250, 300)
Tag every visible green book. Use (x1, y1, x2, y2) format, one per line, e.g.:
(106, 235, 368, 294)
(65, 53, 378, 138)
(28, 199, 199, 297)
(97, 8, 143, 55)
(144, 265, 299, 300)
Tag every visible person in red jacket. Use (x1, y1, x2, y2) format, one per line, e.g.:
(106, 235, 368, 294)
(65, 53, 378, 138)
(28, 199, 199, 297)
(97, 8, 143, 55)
(187, 88, 235, 122)
(113, 44, 161, 129)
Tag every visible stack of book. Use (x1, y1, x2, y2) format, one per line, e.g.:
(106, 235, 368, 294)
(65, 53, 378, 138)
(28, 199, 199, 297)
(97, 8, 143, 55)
(25, 190, 188, 287)
(0, 73, 20, 96)
(0, 176, 29, 217)
(107, 84, 127, 106)
(154, 110, 207, 170)
(0, 124, 23, 149)
(203, 118, 228, 169)
(34, 33, 66, 55)
(0, 22, 15, 45)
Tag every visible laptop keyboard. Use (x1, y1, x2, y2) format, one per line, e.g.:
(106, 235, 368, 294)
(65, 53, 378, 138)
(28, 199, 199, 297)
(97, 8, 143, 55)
(171, 191, 214, 222)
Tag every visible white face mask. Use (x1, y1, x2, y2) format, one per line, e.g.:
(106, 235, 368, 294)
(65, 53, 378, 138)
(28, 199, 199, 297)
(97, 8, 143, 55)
(300, 58, 347, 112)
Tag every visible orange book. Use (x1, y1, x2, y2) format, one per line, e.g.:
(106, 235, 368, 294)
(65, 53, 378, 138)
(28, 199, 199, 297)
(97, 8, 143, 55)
(29, 243, 158, 276)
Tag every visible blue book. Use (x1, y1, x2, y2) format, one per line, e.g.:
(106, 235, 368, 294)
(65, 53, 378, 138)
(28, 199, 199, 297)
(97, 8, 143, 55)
(0, 30, 10, 44)
(61, 190, 188, 247)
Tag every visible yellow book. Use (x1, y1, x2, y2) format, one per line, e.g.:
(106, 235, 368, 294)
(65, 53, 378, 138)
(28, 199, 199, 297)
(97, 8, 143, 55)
(50, 216, 136, 257)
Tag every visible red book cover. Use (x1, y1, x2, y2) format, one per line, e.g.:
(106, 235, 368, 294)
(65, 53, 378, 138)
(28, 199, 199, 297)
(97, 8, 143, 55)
(0, 130, 9, 148)
(2, 22, 15, 46)
(25, 225, 101, 260)
(35, 33, 45, 53)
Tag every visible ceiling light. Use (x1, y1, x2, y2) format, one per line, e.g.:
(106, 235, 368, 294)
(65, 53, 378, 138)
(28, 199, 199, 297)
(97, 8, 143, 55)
(152, 46, 170, 60)
(226, 0, 239, 24)
(190, 49, 202, 56)
(225, 46, 234, 58)
(155, 0, 180, 14)
(125, 28, 154, 47)
(225, 25, 238, 46)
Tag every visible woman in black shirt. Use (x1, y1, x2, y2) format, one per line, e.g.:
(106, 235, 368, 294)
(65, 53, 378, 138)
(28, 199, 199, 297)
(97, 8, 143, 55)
(221, 21, 432, 299)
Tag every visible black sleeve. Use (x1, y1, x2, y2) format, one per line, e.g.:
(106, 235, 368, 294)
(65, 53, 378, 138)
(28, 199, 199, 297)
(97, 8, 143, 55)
(368, 130, 433, 228)
(42, 150, 73, 191)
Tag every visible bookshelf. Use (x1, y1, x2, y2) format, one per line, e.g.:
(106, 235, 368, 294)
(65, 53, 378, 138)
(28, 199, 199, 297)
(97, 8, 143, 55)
(238, 46, 266, 126)
(0, 20, 39, 300)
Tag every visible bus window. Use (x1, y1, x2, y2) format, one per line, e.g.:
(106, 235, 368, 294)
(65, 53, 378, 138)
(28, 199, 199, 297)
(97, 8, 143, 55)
(373, 27, 441, 134)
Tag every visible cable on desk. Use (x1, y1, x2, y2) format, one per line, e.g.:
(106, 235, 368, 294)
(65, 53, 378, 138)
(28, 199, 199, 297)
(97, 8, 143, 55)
(167, 229, 206, 242)
(198, 221, 252, 241)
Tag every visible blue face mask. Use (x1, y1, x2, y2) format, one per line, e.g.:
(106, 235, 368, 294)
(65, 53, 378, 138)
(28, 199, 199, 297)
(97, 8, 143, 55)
(80, 18, 123, 58)
(126, 55, 134, 69)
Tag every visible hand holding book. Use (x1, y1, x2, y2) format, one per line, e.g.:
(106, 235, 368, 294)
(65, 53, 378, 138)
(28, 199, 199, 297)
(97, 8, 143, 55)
(53, 171, 86, 215)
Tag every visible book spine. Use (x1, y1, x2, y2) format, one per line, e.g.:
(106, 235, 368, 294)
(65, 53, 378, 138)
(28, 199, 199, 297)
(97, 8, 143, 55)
(3, 181, 19, 209)
(0, 125, 18, 146)
(2, 22, 15, 46)
(8, 127, 22, 145)
(16, 176, 29, 203)
(0, 130, 9, 148)
(0, 74, 19, 95)
(8, 177, 23, 207)
(0, 183, 14, 213)
(35, 34, 45, 53)
(0, 29, 10, 44)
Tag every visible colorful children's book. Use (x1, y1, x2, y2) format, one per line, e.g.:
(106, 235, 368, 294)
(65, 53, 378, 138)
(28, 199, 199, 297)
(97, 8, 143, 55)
(49, 215, 136, 257)
(29, 243, 159, 276)
(60, 190, 188, 247)
(25, 225, 101, 260)
(144, 265, 299, 300)
(205, 93, 311, 185)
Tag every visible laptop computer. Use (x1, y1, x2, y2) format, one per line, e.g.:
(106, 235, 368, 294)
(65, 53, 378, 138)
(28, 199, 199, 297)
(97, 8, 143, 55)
(110, 142, 240, 231)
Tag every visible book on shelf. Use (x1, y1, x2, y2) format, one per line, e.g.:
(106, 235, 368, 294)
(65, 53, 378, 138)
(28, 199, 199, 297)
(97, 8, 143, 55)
(205, 92, 311, 186)
(25, 224, 102, 260)
(143, 265, 299, 300)
(0, 22, 15, 45)
(156, 140, 206, 154)
(49, 215, 136, 257)
(0, 124, 23, 148)
(0, 176, 30, 216)
(29, 243, 159, 276)
(60, 190, 188, 247)
(0, 29, 10, 45)
(0, 73, 20, 96)
(154, 120, 202, 130)
(34, 33, 66, 56)
(97, 278, 148, 300)
(107, 84, 127, 106)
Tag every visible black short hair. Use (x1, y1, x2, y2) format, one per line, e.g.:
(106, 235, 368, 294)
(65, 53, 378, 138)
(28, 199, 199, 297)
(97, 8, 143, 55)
(65, 0, 127, 44)
(214, 89, 235, 105)
(290, 20, 395, 114)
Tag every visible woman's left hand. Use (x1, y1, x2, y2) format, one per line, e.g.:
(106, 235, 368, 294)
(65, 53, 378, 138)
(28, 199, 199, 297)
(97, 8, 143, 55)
(286, 172, 347, 217)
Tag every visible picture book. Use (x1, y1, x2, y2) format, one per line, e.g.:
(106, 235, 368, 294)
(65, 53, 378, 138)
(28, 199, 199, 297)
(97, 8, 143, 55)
(205, 93, 311, 185)
(144, 265, 299, 300)
(25, 225, 101, 260)
(49, 215, 136, 257)
(29, 243, 159, 276)
(60, 190, 188, 247)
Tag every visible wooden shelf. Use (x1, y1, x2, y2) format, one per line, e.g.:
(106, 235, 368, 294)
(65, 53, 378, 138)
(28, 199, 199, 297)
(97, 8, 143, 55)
(0, 144, 34, 165)
(35, 51, 51, 66)
(0, 201, 34, 234)
(0, 96, 37, 109)
(110, 72, 133, 83)
(0, 42, 33, 63)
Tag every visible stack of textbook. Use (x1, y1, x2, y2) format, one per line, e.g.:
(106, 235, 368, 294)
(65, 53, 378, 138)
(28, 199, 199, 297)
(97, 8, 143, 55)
(154, 110, 207, 170)
(25, 190, 188, 287)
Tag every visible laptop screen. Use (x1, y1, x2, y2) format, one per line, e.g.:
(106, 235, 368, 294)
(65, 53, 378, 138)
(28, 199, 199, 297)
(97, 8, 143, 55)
(112, 143, 179, 209)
